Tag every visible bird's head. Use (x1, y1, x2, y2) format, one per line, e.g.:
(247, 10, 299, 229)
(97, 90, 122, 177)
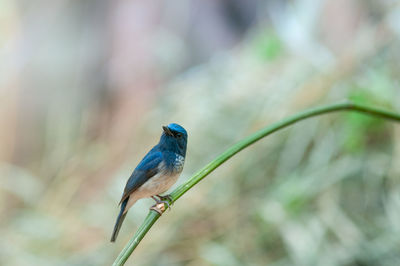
(159, 123, 188, 156)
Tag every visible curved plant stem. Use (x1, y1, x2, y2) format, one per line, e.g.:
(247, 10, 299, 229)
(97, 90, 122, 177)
(112, 100, 400, 266)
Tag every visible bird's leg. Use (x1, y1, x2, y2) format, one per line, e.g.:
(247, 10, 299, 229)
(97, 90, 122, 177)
(156, 194, 173, 203)
(151, 196, 161, 203)
(156, 194, 173, 211)
(150, 196, 171, 213)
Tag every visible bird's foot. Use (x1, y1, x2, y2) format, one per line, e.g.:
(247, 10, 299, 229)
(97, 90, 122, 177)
(157, 194, 174, 206)
(151, 196, 172, 212)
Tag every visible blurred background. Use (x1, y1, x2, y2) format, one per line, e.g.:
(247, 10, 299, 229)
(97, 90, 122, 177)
(1, 0, 400, 265)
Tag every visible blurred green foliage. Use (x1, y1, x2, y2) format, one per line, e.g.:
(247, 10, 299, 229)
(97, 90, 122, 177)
(252, 32, 283, 61)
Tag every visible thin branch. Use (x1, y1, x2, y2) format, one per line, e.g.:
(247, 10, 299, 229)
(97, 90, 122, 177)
(112, 100, 400, 266)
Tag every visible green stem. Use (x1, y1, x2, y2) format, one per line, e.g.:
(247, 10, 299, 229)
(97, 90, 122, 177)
(112, 211, 160, 266)
(112, 100, 400, 266)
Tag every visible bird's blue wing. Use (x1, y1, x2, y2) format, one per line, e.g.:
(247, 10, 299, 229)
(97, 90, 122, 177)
(119, 150, 163, 204)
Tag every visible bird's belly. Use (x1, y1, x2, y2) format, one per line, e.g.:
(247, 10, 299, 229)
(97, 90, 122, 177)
(135, 172, 179, 198)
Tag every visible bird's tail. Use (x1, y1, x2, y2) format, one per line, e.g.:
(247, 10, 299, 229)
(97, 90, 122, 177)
(110, 197, 129, 242)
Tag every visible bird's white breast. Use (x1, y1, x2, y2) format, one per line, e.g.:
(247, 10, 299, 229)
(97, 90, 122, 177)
(174, 155, 185, 172)
(140, 171, 179, 195)
(131, 155, 184, 201)
(125, 154, 185, 212)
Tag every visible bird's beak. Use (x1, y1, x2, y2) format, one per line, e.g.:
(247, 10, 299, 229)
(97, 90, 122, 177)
(162, 126, 173, 136)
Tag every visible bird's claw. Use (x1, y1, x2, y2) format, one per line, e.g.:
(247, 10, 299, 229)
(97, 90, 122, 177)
(157, 194, 172, 202)
(157, 194, 174, 207)
(150, 200, 171, 214)
(151, 195, 172, 213)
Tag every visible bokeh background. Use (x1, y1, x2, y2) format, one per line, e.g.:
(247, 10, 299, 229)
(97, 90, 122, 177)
(1, 0, 400, 265)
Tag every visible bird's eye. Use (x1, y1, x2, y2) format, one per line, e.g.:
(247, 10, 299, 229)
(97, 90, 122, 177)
(175, 133, 182, 138)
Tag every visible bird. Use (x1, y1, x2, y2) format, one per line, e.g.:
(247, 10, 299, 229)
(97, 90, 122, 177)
(110, 123, 188, 242)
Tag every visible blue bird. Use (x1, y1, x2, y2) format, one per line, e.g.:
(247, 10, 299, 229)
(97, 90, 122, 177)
(111, 123, 188, 242)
